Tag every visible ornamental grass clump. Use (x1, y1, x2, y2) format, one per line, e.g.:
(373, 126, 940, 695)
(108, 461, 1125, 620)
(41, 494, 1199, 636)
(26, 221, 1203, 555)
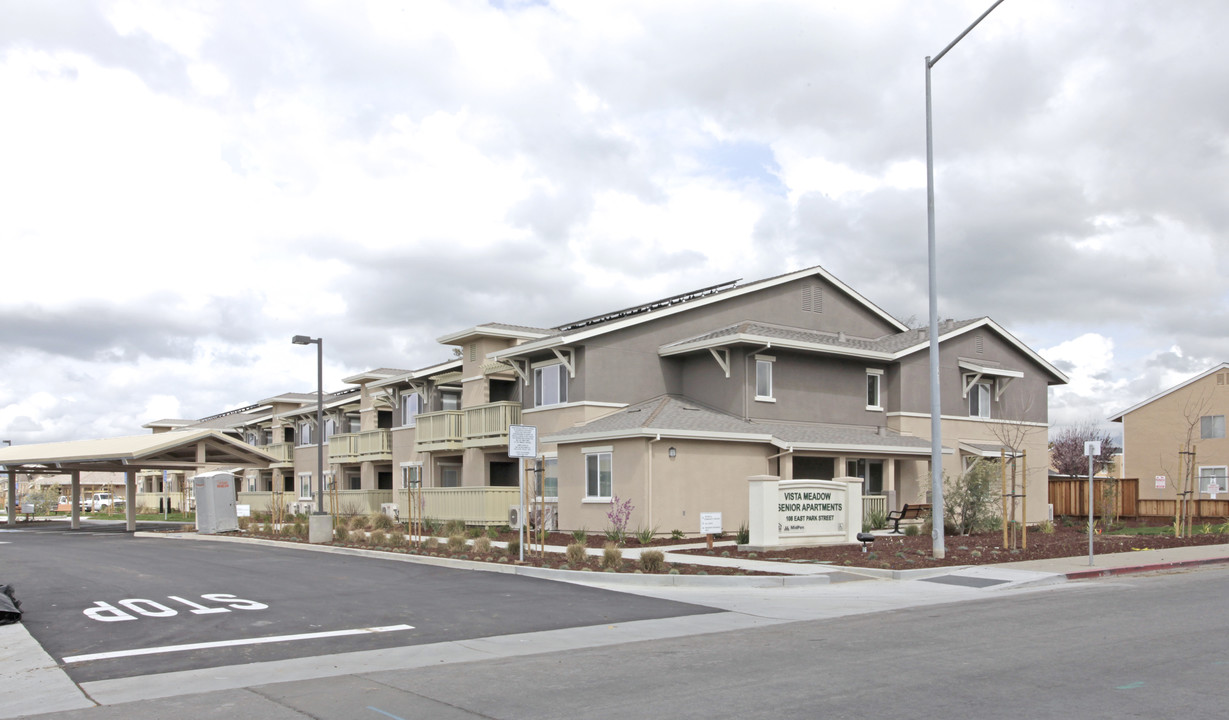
(334, 525, 350, 542)
(447, 534, 466, 553)
(572, 527, 588, 544)
(566, 542, 587, 567)
(472, 536, 491, 555)
(371, 512, 394, 531)
(1038, 519, 1056, 534)
(369, 530, 388, 547)
(639, 549, 665, 573)
(601, 542, 622, 570)
(388, 530, 406, 548)
(424, 537, 439, 552)
(506, 538, 521, 558)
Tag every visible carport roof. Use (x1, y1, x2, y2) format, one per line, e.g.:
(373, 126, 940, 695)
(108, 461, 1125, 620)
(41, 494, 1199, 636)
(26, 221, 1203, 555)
(0, 429, 277, 473)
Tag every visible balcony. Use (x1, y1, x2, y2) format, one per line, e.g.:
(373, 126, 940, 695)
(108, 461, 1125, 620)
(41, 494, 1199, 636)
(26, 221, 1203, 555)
(463, 401, 522, 449)
(328, 429, 393, 464)
(414, 411, 464, 452)
(263, 442, 294, 467)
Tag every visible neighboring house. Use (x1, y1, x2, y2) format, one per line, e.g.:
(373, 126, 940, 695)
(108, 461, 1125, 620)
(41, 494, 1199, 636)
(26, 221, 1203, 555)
(1110, 363, 1229, 502)
(143, 265, 1067, 534)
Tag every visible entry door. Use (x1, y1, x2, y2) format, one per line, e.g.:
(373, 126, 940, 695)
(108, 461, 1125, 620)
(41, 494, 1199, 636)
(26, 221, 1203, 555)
(845, 459, 884, 494)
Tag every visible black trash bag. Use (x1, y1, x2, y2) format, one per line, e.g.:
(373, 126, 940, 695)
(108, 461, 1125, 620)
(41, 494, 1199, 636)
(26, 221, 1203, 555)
(0, 585, 22, 625)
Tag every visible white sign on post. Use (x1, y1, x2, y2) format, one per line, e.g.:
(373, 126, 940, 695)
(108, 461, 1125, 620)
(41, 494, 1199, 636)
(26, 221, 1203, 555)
(508, 425, 537, 459)
(1156, 475, 1167, 490)
(700, 512, 722, 535)
(1084, 441, 1101, 456)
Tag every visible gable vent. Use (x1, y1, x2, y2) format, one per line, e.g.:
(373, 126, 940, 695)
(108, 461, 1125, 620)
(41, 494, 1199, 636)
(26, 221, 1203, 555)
(802, 282, 823, 313)
(975, 334, 984, 354)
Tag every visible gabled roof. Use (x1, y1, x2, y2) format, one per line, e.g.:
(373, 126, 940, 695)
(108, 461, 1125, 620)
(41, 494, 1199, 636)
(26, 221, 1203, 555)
(0, 430, 277, 472)
(1109, 362, 1229, 422)
(437, 323, 553, 346)
(368, 359, 464, 390)
(543, 395, 942, 455)
(659, 316, 1068, 384)
(491, 266, 909, 361)
(342, 368, 412, 384)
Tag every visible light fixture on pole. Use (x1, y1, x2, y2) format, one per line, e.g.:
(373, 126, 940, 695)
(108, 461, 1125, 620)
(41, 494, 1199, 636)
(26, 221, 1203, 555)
(925, 0, 1008, 560)
(292, 335, 325, 515)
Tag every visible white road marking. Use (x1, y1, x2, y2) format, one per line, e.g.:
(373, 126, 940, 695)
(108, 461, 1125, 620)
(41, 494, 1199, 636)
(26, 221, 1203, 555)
(62, 624, 415, 663)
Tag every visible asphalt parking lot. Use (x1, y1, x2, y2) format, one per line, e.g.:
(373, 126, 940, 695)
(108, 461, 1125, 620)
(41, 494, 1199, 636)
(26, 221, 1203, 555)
(0, 525, 717, 684)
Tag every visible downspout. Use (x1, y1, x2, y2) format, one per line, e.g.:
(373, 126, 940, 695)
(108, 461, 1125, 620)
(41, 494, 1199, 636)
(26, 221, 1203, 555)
(647, 433, 663, 532)
(743, 343, 773, 421)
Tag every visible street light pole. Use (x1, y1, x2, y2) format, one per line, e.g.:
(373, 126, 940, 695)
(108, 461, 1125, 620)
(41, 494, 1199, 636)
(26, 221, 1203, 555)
(292, 335, 325, 514)
(925, 0, 1008, 560)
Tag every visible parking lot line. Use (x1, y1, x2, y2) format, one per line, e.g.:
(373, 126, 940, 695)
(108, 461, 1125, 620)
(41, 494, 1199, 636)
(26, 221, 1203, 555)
(62, 624, 415, 663)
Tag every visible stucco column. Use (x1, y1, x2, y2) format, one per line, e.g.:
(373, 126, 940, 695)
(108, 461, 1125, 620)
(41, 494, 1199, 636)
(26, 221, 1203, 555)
(5, 469, 14, 526)
(70, 470, 81, 530)
(125, 469, 137, 532)
(747, 474, 780, 548)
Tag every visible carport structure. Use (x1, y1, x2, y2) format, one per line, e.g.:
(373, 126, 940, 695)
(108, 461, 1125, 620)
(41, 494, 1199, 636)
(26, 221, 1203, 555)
(0, 430, 276, 531)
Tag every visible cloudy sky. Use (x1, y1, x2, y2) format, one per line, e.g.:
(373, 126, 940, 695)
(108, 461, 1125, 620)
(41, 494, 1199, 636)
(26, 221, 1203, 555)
(2, 0, 1226, 444)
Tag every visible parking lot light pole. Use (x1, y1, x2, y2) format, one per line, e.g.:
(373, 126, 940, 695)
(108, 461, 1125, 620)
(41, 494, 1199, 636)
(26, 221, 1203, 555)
(292, 335, 325, 514)
(925, 0, 1008, 560)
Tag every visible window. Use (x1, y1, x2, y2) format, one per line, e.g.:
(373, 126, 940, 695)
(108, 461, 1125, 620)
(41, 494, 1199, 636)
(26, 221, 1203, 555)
(401, 392, 422, 427)
(755, 357, 774, 400)
(299, 422, 313, 445)
(542, 456, 558, 499)
(534, 363, 569, 407)
(439, 464, 460, 488)
(1199, 466, 1228, 494)
(323, 418, 337, 441)
(298, 472, 313, 500)
(1201, 415, 1225, 440)
(441, 390, 461, 411)
(866, 370, 883, 410)
(585, 451, 612, 499)
(969, 382, 991, 418)
(401, 464, 421, 490)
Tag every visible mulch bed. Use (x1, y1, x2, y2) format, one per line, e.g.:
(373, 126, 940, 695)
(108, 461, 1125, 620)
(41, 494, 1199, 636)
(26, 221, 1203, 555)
(676, 522, 1229, 570)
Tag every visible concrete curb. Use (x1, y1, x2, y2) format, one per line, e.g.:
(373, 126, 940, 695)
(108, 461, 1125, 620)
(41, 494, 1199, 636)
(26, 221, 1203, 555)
(136, 531, 831, 587)
(1062, 555, 1229, 580)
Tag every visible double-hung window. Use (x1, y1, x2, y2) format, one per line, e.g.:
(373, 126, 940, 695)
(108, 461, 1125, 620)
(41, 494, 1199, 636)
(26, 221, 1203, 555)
(866, 369, 883, 411)
(1200, 466, 1228, 494)
(298, 472, 313, 500)
(755, 356, 774, 401)
(401, 392, 422, 427)
(401, 463, 421, 490)
(1201, 415, 1225, 440)
(585, 451, 612, 500)
(542, 456, 558, 499)
(969, 382, 991, 418)
(299, 422, 313, 445)
(534, 364, 568, 407)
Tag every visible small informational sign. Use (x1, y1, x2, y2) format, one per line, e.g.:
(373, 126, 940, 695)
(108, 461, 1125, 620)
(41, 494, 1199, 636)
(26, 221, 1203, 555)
(508, 424, 537, 459)
(236, 504, 251, 517)
(1155, 475, 1167, 490)
(700, 512, 722, 535)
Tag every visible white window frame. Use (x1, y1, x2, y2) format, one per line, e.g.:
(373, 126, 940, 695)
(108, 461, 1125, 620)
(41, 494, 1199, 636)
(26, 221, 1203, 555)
(1201, 415, 1225, 440)
(969, 381, 991, 418)
(401, 391, 422, 427)
(323, 417, 337, 441)
(866, 369, 883, 411)
(534, 362, 569, 407)
(584, 450, 613, 501)
(755, 355, 775, 402)
(299, 422, 313, 446)
(539, 453, 558, 501)
(401, 463, 422, 490)
(298, 472, 313, 500)
(1199, 466, 1228, 494)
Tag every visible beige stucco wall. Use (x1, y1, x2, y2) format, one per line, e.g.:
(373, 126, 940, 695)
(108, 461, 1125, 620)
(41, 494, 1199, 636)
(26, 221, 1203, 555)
(1120, 372, 1229, 501)
(894, 414, 1050, 524)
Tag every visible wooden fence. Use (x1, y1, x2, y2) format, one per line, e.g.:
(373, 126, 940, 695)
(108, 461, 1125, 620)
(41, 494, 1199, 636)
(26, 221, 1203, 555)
(1049, 478, 1229, 519)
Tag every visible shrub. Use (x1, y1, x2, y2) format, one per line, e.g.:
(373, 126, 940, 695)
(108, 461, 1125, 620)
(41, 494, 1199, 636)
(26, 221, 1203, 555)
(572, 527, 588, 544)
(280, 524, 296, 537)
(601, 542, 623, 570)
(640, 549, 665, 572)
(238, 517, 250, 530)
(866, 509, 888, 530)
(472, 536, 491, 555)
(292, 521, 305, 538)
(369, 530, 388, 547)
(944, 461, 1004, 535)
(447, 534, 466, 553)
(349, 515, 370, 532)
(389, 530, 406, 548)
(351, 532, 368, 546)
(736, 522, 749, 545)
(371, 512, 394, 531)
(566, 542, 588, 566)
(604, 496, 634, 544)
(422, 517, 439, 536)
(468, 526, 484, 539)
(506, 538, 521, 558)
(424, 537, 439, 552)
(635, 526, 657, 545)
(904, 524, 919, 537)
(1037, 519, 1056, 534)
(670, 528, 685, 540)
(334, 525, 350, 542)
(487, 526, 501, 540)
(444, 518, 466, 536)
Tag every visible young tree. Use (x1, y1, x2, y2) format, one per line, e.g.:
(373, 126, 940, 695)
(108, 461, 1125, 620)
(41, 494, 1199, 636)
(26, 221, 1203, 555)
(1050, 422, 1119, 478)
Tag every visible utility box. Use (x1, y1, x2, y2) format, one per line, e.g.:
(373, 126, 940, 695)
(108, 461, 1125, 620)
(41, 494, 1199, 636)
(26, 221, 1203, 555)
(194, 471, 239, 534)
